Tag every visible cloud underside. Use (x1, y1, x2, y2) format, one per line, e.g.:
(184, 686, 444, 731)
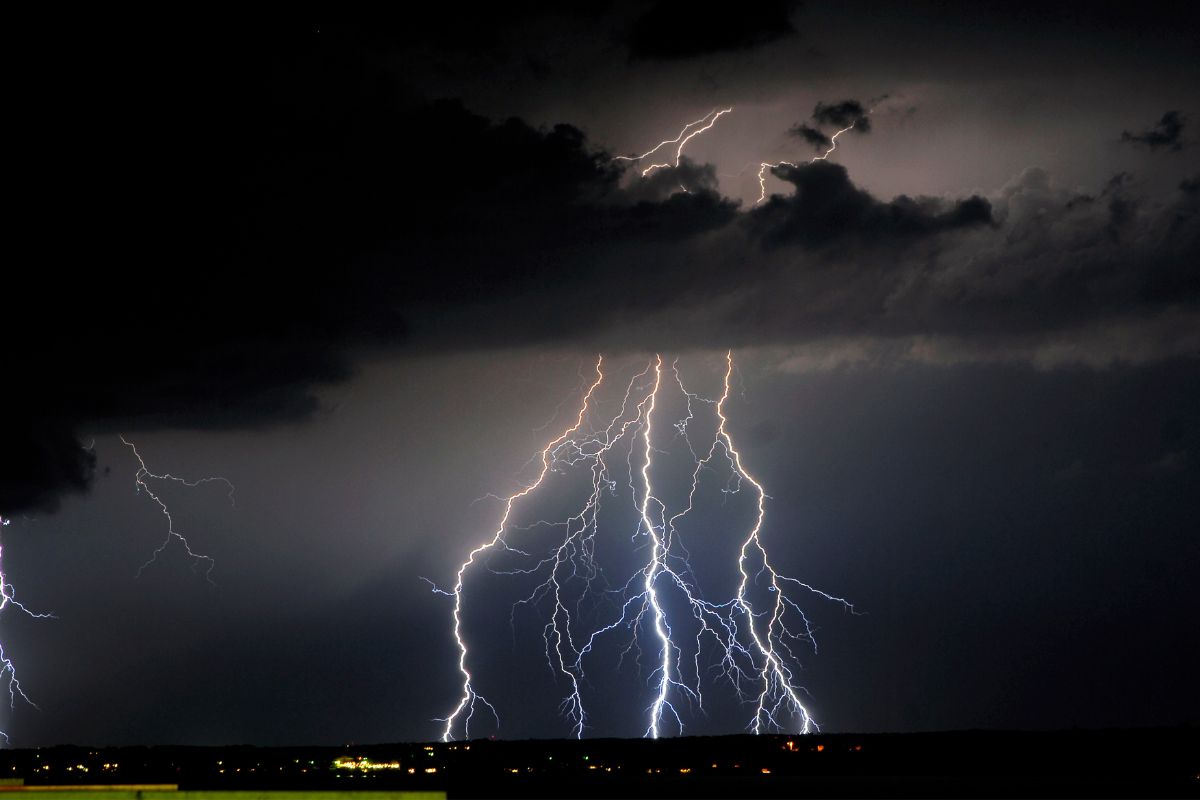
(811, 100, 872, 131)
(791, 123, 832, 151)
(5, 53, 1198, 514)
(1121, 110, 1187, 151)
(789, 97, 876, 151)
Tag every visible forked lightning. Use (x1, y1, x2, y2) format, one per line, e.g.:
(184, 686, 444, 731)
(433, 353, 853, 741)
(0, 515, 53, 744)
(121, 437, 235, 583)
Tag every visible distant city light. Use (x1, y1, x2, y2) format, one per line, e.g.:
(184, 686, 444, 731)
(331, 757, 401, 772)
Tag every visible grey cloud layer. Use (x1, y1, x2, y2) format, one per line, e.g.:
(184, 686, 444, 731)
(1121, 111, 1188, 151)
(7, 26, 1198, 515)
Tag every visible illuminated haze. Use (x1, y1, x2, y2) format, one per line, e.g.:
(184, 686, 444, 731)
(3, 3, 1198, 744)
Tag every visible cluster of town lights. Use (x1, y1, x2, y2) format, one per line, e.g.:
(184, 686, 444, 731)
(331, 757, 401, 772)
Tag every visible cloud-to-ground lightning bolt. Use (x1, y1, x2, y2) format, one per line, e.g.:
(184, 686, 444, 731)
(433, 357, 608, 742)
(615, 108, 733, 177)
(0, 515, 54, 744)
(634, 356, 678, 739)
(711, 351, 854, 732)
(121, 437, 235, 583)
(433, 352, 854, 740)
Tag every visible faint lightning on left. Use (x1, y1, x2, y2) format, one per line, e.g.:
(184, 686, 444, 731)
(121, 436, 235, 583)
(0, 514, 55, 744)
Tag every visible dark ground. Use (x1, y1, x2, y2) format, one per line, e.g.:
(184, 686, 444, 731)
(1, 728, 1196, 798)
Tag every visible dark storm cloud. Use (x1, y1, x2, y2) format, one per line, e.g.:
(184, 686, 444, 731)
(751, 160, 992, 248)
(1121, 110, 1187, 151)
(811, 99, 872, 132)
(751, 166, 1199, 353)
(871, 168, 1200, 348)
(625, 0, 800, 59)
(620, 156, 723, 202)
(789, 98, 876, 151)
(790, 123, 832, 151)
(418, 155, 1197, 368)
(1, 424, 96, 515)
(10, 94, 1199, 514)
(7, 18, 1200, 515)
(4, 27, 736, 515)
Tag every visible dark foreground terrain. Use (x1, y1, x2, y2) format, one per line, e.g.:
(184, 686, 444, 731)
(1, 728, 1196, 798)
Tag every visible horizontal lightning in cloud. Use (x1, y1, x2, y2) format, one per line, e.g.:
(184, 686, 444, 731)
(754, 98, 886, 203)
(616, 108, 733, 177)
(756, 120, 860, 204)
(615, 101, 875, 205)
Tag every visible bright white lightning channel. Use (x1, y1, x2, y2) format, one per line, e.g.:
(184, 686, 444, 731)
(121, 437, 235, 583)
(615, 108, 733, 177)
(614, 104, 872, 204)
(756, 101, 881, 204)
(756, 120, 859, 204)
(433, 353, 854, 741)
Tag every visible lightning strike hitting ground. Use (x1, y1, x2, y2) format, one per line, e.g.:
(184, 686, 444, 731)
(615, 108, 732, 177)
(121, 437, 235, 583)
(0, 515, 54, 744)
(432, 358, 608, 742)
(432, 353, 854, 741)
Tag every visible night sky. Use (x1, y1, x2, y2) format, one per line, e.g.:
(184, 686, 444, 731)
(4, 3, 1199, 746)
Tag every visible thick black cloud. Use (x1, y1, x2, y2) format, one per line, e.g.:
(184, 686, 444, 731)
(752, 160, 992, 248)
(5, 26, 742, 515)
(626, 0, 799, 60)
(790, 123, 832, 151)
(812, 99, 872, 132)
(620, 156, 713, 200)
(733, 165, 1199, 354)
(1121, 110, 1187, 151)
(4, 6, 1199, 754)
(7, 22, 1199, 517)
(1, 424, 96, 516)
(789, 99, 874, 151)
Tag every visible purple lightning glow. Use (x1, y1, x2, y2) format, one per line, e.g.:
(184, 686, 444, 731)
(121, 437, 235, 583)
(432, 353, 853, 740)
(0, 515, 54, 744)
(0, 440, 234, 742)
